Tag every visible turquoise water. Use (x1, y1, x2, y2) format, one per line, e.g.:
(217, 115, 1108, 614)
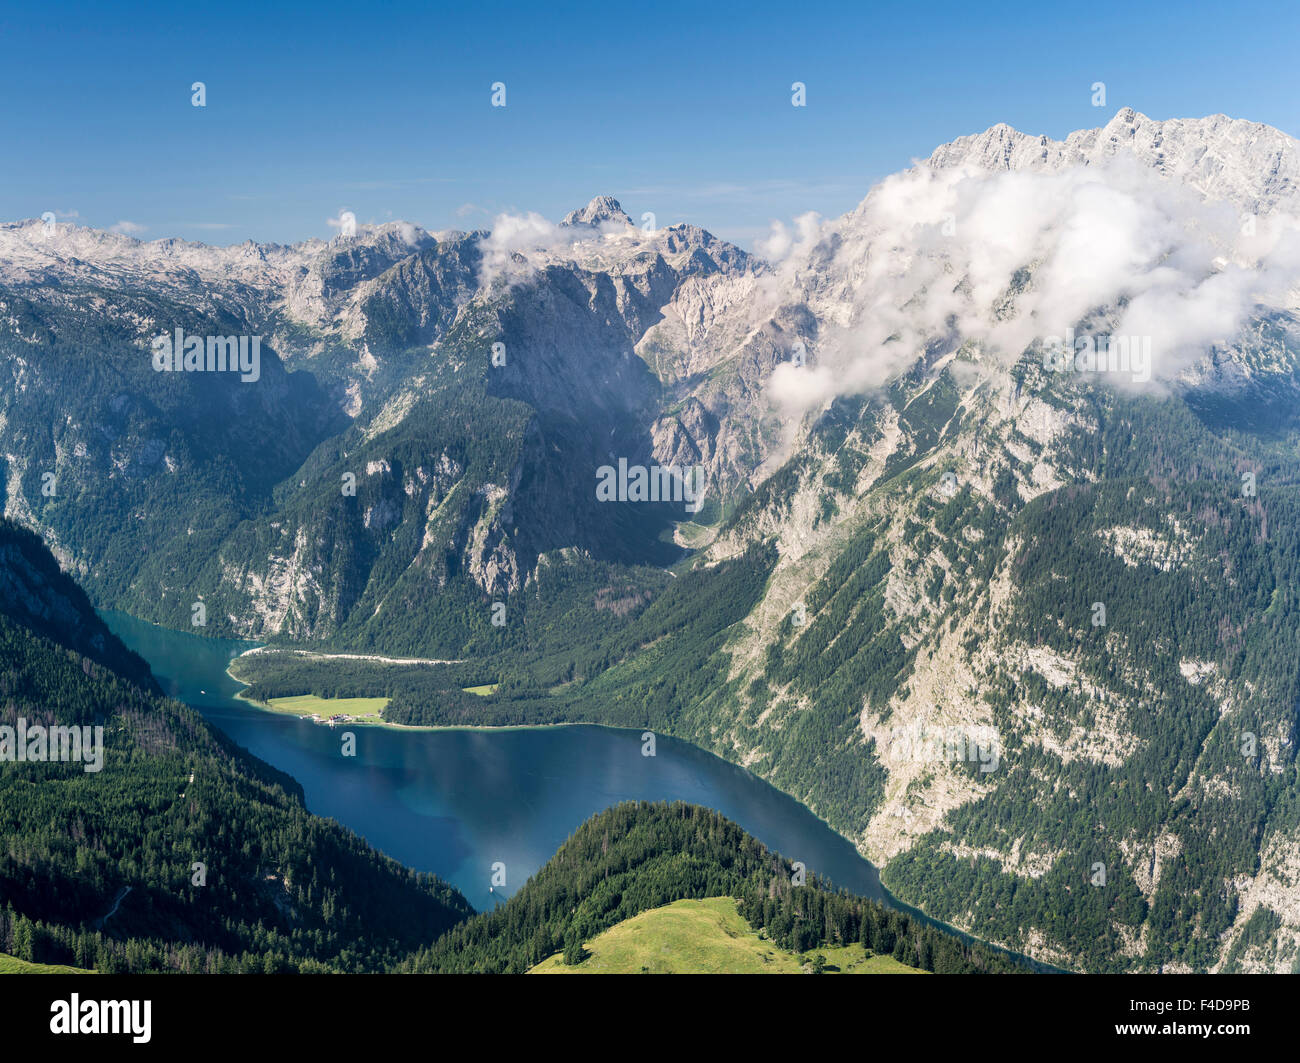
(103, 611, 886, 913)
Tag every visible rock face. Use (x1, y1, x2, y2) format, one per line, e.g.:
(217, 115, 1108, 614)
(561, 195, 634, 228)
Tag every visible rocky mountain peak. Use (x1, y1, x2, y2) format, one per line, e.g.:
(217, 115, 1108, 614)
(926, 109, 1300, 214)
(561, 195, 632, 228)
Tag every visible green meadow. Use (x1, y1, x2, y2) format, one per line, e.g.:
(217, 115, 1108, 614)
(529, 897, 928, 975)
(0, 953, 94, 974)
(259, 694, 390, 720)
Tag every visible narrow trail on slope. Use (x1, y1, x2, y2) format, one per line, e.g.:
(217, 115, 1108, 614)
(93, 885, 133, 930)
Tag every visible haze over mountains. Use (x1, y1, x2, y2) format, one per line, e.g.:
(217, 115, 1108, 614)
(4, 109, 1300, 972)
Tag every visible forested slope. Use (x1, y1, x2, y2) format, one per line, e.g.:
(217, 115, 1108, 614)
(0, 519, 474, 972)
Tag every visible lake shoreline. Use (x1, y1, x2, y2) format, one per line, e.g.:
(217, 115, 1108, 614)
(227, 642, 1056, 969)
(229, 683, 608, 734)
(105, 609, 1059, 972)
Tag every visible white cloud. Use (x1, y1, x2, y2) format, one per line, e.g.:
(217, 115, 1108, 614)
(764, 157, 1300, 422)
(477, 211, 564, 287)
(755, 211, 822, 265)
(476, 209, 643, 289)
(109, 220, 145, 235)
(327, 210, 356, 234)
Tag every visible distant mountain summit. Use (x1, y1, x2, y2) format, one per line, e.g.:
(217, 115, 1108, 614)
(561, 195, 633, 228)
(927, 107, 1300, 214)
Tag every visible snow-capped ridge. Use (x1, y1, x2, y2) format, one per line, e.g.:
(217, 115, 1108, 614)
(927, 108, 1300, 214)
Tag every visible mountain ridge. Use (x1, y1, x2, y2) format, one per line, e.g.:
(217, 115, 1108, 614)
(927, 107, 1300, 214)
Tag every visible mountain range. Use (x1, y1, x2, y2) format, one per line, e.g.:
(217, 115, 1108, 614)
(4, 108, 1300, 972)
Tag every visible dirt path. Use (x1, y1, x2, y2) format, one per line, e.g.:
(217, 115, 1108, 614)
(94, 885, 133, 929)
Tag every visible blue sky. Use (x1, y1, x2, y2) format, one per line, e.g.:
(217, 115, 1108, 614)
(2, 0, 1296, 248)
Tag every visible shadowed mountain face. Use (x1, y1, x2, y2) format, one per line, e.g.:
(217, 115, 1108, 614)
(4, 111, 1300, 971)
(0, 519, 156, 690)
(0, 518, 475, 972)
